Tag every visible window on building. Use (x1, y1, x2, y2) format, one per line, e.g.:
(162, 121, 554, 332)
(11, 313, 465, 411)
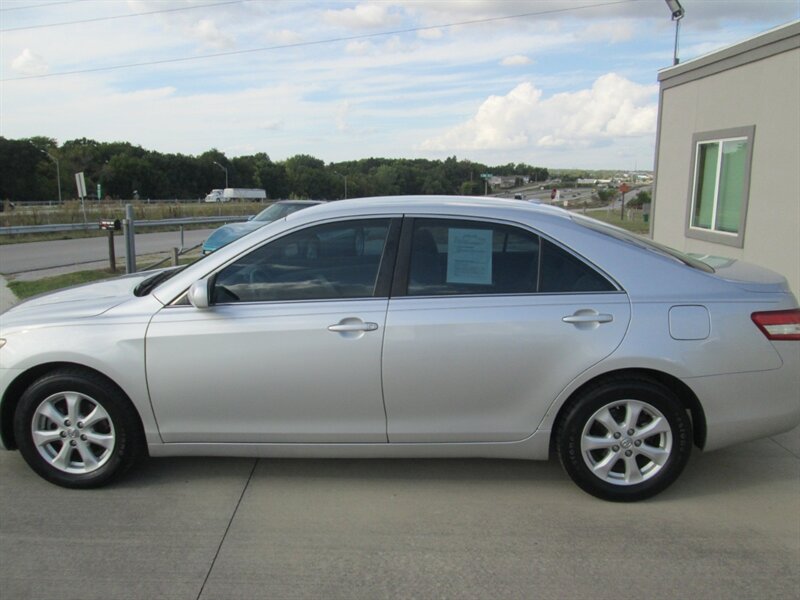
(686, 126, 754, 248)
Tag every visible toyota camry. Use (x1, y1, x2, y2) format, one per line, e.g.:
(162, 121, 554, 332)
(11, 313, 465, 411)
(1, 196, 797, 501)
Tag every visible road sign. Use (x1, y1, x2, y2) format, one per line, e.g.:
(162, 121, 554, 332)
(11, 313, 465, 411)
(619, 183, 630, 194)
(75, 172, 87, 198)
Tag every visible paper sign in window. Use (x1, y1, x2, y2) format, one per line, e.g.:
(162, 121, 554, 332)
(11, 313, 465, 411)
(446, 228, 492, 285)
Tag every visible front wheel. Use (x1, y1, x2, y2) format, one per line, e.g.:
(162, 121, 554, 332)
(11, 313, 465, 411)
(14, 369, 143, 488)
(557, 378, 692, 502)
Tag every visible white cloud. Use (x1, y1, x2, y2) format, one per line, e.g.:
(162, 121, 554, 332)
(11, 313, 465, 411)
(345, 40, 374, 55)
(1, 0, 792, 170)
(420, 73, 657, 152)
(501, 54, 531, 66)
(11, 49, 48, 76)
(336, 101, 351, 132)
(417, 28, 443, 40)
(261, 120, 284, 131)
(324, 3, 400, 29)
(189, 19, 235, 50)
(583, 21, 636, 43)
(268, 29, 304, 45)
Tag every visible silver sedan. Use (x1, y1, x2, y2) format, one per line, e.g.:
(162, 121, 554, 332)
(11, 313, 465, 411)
(1, 196, 798, 501)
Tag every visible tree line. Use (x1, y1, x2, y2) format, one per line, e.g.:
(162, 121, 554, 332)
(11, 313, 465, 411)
(0, 136, 551, 203)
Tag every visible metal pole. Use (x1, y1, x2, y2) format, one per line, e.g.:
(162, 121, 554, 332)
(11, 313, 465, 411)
(54, 158, 62, 205)
(334, 171, 348, 199)
(673, 18, 681, 65)
(213, 161, 228, 188)
(124, 203, 136, 273)
(107, 230, 116, 273)
(31, 143, 62, 205)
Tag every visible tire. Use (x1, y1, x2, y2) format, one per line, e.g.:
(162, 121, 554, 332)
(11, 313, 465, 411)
(13, 369, 143, 489)
(557, 378, 692, 502)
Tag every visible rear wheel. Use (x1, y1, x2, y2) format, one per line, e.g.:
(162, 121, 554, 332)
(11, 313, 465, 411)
(557, 378, 692, 501)
(14, 369, 143, 488)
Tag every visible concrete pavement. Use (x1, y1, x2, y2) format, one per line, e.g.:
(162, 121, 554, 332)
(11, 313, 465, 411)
(1, 426, 798, 599)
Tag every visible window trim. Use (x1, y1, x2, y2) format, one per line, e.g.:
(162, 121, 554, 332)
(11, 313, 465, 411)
(685, 125, 755, 248)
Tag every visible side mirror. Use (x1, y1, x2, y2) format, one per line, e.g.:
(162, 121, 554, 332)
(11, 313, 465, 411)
(187, 278, 212, 309)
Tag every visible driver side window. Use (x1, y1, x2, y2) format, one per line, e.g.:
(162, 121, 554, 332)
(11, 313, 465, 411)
(213, 219, 391, 303)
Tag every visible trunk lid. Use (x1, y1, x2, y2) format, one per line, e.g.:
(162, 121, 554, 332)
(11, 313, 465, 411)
(694, 255, 793, 294)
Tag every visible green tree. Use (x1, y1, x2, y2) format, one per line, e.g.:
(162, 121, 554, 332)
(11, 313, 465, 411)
(596, 188, 619, 204)
(628, 189, 651, 208)
(285, 154, 329, 198)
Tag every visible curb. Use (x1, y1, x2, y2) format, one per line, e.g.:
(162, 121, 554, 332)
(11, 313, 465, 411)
(0, 275, 18, 313)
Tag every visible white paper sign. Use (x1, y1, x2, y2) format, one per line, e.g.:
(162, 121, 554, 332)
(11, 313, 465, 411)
(446, 228, 492, 285)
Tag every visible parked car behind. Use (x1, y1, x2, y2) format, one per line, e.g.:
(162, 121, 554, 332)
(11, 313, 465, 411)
(1, 196, 798, 500)
(202, 200, 324, 253)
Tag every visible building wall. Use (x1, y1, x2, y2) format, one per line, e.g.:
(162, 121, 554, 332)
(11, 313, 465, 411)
(652, 36, 800, 297)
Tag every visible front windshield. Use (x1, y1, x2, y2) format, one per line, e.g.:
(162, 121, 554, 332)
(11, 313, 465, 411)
(571, 213, 714, 273)
(253, 203, 302, 222)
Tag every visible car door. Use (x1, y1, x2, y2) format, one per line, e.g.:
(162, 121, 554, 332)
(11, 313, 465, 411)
(381, 217, 631, 443)
(146, 217, 400, 443)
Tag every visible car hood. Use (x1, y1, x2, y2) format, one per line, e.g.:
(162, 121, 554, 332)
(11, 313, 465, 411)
(0, 272, 154, 326)
(204, 221, 264, 249)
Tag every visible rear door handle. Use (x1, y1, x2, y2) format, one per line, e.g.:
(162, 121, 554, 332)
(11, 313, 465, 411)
(328, 322, 379, 332)
(562, 314, 613, 324)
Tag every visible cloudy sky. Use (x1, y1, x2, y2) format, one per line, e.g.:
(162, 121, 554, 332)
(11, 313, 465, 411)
(1, 0, 798, 169)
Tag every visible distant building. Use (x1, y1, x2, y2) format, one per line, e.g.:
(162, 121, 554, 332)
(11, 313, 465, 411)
(651, 21, 799, 296)
(489, 176, 519, 189)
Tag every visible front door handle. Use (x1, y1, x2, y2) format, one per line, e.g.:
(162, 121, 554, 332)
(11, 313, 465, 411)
(562, 314, 613, 324)
(327, 322, 379, 333)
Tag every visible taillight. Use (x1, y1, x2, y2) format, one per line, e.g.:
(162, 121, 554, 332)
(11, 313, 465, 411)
(751, 309, 800, 340)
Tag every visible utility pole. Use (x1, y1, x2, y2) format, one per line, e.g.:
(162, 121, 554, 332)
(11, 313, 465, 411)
(30, 142, 62, 205)
(213, 161, 228, 188)
(334, 171, 348, 199)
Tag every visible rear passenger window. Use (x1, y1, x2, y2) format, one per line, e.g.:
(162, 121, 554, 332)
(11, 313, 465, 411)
(408, 219, 539, 296)
(406, 219, 614, 296)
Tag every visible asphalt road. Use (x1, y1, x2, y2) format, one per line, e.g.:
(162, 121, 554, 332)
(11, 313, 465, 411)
(1, 426, 798, 599)
(0, 228, 215, 276)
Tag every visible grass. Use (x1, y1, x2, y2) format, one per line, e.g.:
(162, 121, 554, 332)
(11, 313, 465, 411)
(1, 200, 263, 227)
(573, 208, 650, 234)
(6, 252, 203, 300)
(7, 269, 118, 300)
(0, 200, 262, 245)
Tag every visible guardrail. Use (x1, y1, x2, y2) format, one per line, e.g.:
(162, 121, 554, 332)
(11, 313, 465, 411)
(0, 215, 250, 236)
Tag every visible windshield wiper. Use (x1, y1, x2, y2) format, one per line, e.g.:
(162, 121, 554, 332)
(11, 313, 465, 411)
(134, 266, 186, 296)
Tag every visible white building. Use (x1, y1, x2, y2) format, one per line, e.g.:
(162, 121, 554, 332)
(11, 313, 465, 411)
(651, 21, 799, 296)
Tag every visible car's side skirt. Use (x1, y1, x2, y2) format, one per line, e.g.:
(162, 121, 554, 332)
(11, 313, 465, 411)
(147, 430, 551, 460)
